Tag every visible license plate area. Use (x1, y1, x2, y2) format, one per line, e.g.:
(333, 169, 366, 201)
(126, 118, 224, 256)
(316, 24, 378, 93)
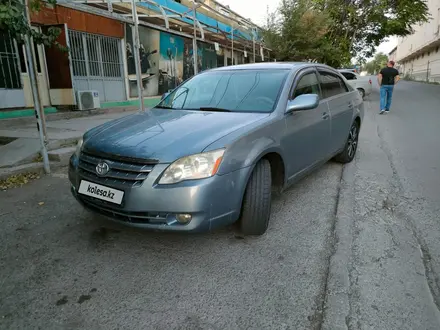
(78, 180, 124, 205)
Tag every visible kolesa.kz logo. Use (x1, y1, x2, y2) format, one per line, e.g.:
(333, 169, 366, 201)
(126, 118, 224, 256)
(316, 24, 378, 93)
(87, 184, 115, 199)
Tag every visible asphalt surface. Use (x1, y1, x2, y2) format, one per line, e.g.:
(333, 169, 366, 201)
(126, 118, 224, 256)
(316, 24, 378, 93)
(324, 79, 440, 330)
(0, 164, 341, 329)
(1, 79, 440, 330)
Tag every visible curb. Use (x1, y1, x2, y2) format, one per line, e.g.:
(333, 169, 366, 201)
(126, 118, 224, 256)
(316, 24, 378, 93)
(321, 159, 357, 330)
(47, 137, 81, 151)
(0, 162, 66, 180)
(0, 138, 79, 170)
(0, 163, 46, 180)
(0, 106, 139, 128)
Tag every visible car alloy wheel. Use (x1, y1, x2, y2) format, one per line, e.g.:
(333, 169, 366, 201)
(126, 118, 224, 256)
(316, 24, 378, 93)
(347, 124, 358, 159)
(334, 120, 360, 164)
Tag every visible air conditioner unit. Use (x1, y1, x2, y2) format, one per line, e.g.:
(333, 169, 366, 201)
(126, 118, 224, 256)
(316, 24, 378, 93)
(76, 90, 101, 111)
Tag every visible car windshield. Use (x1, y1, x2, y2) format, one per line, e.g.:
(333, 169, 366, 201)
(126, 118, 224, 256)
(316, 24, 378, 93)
(156, 69, 289, 113)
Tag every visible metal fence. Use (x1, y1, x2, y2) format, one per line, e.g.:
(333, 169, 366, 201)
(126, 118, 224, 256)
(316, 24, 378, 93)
(0, 31, 21, 89)
(401, 58, 440, 83)
(68, 30, 125, 102)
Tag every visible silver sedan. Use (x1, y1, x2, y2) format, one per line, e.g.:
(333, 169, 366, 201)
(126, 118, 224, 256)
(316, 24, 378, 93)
(69, 62, 364, 236)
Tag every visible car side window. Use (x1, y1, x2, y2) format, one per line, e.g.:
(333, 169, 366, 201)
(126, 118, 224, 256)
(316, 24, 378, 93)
(318, 71, 348, 99)
(292, 72, 321, 100)
(341, 72, 356, 80)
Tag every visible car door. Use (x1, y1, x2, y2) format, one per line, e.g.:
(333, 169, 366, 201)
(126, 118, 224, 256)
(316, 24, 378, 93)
(318, 70, 354, 154)
(283, 68, 332, 180)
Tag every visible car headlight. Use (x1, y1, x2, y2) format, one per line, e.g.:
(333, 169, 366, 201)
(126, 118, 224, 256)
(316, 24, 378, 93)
(159, 149, 225, 184)
(74, 137, 84, 158)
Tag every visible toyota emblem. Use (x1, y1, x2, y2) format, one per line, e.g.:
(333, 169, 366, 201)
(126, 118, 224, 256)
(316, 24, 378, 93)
(96, 161, 110, 176)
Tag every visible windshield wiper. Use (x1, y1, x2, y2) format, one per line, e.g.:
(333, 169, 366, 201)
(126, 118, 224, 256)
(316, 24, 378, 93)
(198, 107, 231, 112)
(155, 105, 174, 109)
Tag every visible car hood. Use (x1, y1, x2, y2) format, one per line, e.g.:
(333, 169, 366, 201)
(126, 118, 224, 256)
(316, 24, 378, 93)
(83, 109, 269, 163)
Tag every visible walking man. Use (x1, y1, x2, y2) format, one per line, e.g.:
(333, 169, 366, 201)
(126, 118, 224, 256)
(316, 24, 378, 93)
(377, 60, 400, 114)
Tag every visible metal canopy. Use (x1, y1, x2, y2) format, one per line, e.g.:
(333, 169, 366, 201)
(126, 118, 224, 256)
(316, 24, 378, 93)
(56, 0, 270, 112)
(62, 0, 268, 50)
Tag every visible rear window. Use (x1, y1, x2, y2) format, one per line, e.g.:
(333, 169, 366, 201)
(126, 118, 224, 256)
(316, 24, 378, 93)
(319, 71, 348, 98)
(158, 69, 289, 113)
(340, 72, 356, 80)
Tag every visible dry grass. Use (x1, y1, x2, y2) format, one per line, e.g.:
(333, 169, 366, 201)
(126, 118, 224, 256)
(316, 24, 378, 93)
(33, 153, 43, 163)
(0, 172, 41, 190)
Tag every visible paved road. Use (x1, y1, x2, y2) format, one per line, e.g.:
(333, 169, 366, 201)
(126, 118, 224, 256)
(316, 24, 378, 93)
(0, 164, 342, 329)
(1, 80, 440, 330)
(324, 80, 440, 330)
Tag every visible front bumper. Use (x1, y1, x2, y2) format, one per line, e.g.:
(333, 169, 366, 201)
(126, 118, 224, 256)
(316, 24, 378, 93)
(69, 154, 250, 233)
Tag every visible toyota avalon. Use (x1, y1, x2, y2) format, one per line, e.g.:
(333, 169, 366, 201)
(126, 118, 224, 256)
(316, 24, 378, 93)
(69, 63, 363, 236)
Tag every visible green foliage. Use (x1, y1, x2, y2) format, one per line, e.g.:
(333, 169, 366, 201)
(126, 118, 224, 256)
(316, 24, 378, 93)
(264, 0, 430, 67)
(263, 0, 350, 66)
(0, 0, 62, 47)
(314, 0, 430, 61)
(364, 52, 388, 74)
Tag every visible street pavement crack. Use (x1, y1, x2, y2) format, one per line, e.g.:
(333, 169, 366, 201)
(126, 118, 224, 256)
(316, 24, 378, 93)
(321, 161, 356, 330)
(377, 123, 440, 314)
(346, 171, 362, 330)
(323, 100, 440, 330)
(317, 166, 343, 330)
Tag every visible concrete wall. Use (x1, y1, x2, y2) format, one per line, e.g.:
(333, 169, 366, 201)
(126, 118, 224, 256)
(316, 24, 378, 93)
(396, 0, 440, 61)
(395, 0, 440, 82)
(398, 50, 440, 82)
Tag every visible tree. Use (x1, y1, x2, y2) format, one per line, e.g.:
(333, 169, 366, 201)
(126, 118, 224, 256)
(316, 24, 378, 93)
(364, 52, 388, 74)
(264, 0, 429, 66)
(312, 0, 429, 61)
(0, 0, 61, 46)
(263, 0, 350, 67)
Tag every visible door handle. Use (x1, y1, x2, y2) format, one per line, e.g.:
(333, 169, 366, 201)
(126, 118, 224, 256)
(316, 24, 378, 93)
(322, 112, 330, 120)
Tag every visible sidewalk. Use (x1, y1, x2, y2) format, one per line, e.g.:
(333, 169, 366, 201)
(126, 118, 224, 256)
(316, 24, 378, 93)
(0, 108, 138, 174)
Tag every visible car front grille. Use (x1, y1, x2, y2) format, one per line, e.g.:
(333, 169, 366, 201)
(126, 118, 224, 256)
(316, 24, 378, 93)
(78, 152, 155, 189)
(80, 196, 170, 225)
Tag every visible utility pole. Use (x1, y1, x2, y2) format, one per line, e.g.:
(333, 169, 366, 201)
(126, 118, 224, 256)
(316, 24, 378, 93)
(252, 28, 256, 63)
(426, 60, 430, 82)
(231, 24, 234, 65)
(131, 0, 144, 111)
(23, 0, 50, 174)
(193, 4, 198, 75)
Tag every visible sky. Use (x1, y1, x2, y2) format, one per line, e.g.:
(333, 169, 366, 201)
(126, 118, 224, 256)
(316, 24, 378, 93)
(218, 0, 277, 26)
(217, 0, 398, 61)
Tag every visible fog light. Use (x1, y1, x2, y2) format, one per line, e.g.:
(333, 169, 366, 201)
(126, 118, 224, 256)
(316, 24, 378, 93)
(176, 214, 192, 224)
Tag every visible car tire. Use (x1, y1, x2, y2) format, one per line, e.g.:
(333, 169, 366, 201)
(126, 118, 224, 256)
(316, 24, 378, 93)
(334, 120, 360, 164)
(357, 88, 365, 99)
(239, 159, 272, 236)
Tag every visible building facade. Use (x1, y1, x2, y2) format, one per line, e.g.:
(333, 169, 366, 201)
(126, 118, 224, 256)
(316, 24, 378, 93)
(388, 46, 397, 64)
(0, 0, 271, 114)
(395, 0, 440, 82)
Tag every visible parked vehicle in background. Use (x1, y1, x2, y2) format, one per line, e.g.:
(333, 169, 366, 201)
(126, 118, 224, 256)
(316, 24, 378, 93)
(339, 67, 357, 73)
(69, 63, 364, 236)
(338, 69, 372, 99)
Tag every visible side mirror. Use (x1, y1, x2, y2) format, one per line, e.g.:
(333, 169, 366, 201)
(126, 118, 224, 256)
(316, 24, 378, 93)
(161, 92, 170, 100)
(286, 94, 319, 113)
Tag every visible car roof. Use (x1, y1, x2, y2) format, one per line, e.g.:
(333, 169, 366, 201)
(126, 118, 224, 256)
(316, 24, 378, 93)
(338, 69, 359, 74)
(209, 62, 337, 72)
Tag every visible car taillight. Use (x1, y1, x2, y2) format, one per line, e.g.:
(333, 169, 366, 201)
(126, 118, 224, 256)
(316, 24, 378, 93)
(369, 79, 372, 84)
